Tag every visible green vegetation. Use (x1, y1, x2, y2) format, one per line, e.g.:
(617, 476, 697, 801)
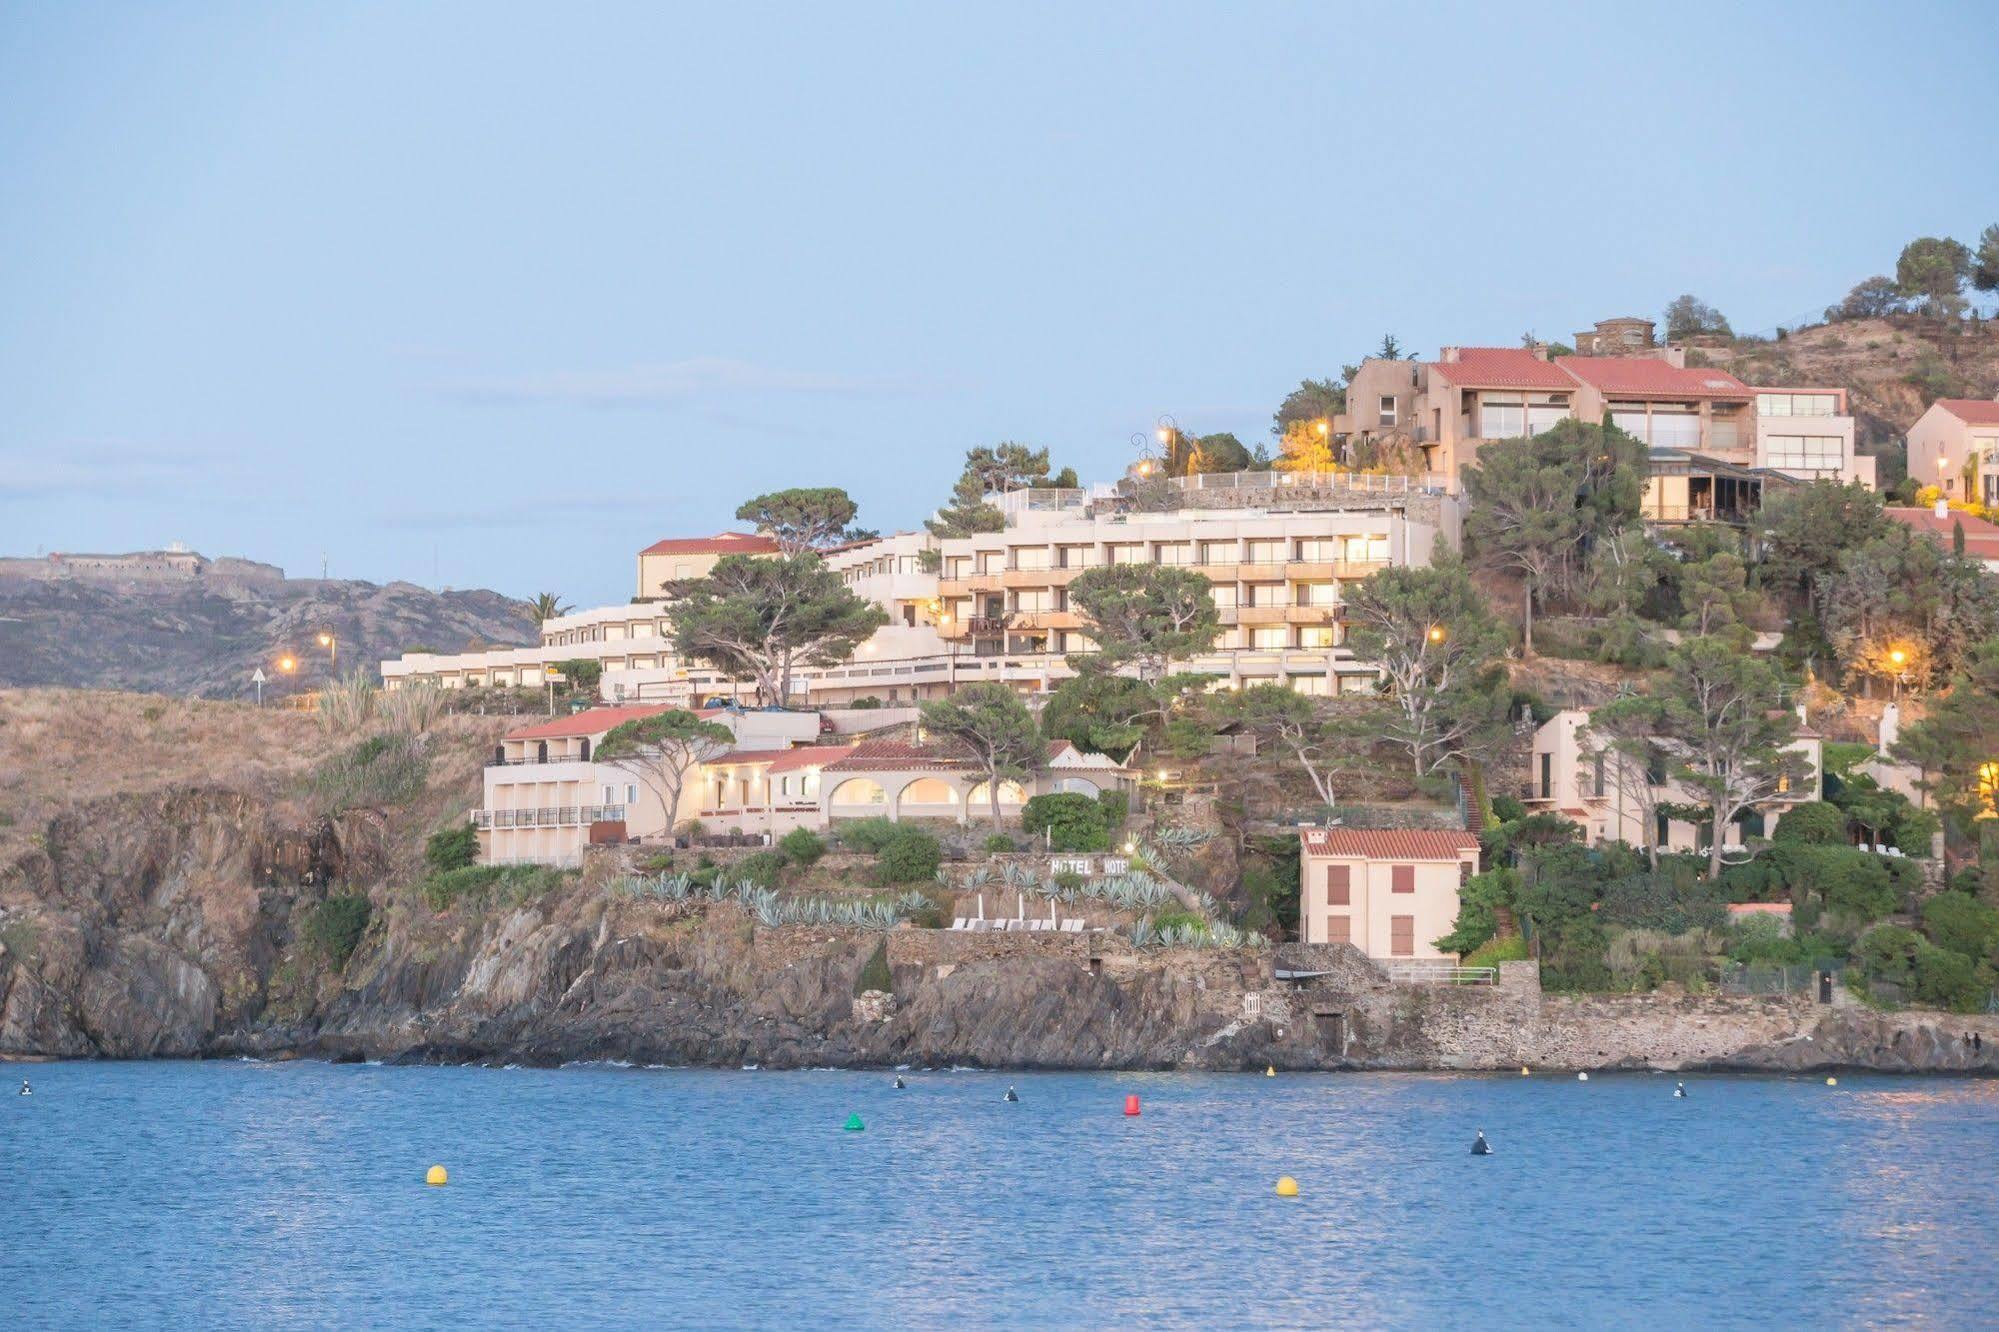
(596, 710, 736, 833)
(835, 818, 901, 854)
(1065, 563, 1223, 685)
(664, 553, 889, 704)
(732, 850, 787, 887)
(735, 487, 867, 555)
(420, 864, 566, 912)
(926, 443, 1052, 538)
(555, 658, 603, 691)
(778, 827, 825, 866)
(311, 734, 429, 815)
(981, 832, 1016, 853)
(425, 822, 480, 873)
(919, 684, 1042, 826)
(303, 894, 372, 970)
(873, 827, 942, 885)
(1020, 792, 1115, 851)
(855, 939, 893, 995)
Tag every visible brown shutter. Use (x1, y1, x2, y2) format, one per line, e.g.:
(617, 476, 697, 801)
(1325, 914, 1351, 945)
(1392, 865, 1415, 894)
(1326, 864, 1350, 906)
(1391, 915, 1414, 956)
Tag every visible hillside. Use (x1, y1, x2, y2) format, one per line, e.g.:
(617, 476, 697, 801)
(0, 561, 535, 698)
(1693, 316, 1999, 469)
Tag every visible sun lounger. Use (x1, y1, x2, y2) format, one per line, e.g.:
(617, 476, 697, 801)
(1062, 919, 1085, 933)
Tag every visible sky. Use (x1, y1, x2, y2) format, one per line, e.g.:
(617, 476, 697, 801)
(3, 2, 1996, 608)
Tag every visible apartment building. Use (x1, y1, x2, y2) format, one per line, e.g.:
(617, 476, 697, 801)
(1523, 708, 1822, 853)
(1906, 397, 1999, 508)
(473, 704, 820, 865)
(932, 475, 1453, 696)
(1335, 336, 1870, 512)
(1297, 828, 1481, 960)
(635, 531, 779, 600)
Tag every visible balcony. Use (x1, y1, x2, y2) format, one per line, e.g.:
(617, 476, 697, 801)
(473, 804, 626, 829)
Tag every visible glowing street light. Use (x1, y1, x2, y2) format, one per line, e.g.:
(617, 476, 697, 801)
(317, 630, 338, 672)
(1426, 625, 1447, 645)
(278, 655, 297, 674)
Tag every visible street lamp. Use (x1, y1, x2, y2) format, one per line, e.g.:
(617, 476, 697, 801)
(1427, 625, 1447, 645)
(1888, 646, 1910, 700)
(317, 631, 338, 671)
(278, 655, 297, 674)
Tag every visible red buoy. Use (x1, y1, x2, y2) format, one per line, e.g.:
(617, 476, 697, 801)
(1124, 1094, 1141, 1117)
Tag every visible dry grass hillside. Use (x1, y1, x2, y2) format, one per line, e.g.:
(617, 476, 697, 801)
(0, 689, 519, 867)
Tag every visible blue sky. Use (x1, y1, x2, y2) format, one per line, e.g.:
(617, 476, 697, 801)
(3, 2, 1995, 607)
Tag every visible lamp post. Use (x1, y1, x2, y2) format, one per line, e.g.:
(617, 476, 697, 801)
(1888, 646, 1909, 701)
(318, 631, 338, 674)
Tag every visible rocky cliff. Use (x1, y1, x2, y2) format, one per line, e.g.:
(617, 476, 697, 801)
(4, 786, 1995, 1074)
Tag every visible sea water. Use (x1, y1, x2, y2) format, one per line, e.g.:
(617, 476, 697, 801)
(3, 1062, 1994, 1328)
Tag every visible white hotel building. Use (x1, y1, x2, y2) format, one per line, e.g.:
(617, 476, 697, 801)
(381, 471, 1459, 706)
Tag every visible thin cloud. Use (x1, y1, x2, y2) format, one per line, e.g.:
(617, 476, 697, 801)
(446, 356, 894, 407)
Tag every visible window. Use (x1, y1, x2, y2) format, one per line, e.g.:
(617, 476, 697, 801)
(1391, 865, 1415, 894)
(1298, 626, 1338, 649)
(1154, 542, 1193, 565)
(1244, 539, 1284, 564)
(1343, 535, 1390, 564)
(1480, 394, 1525, 439)
(1325, 914, 1352, 945)
(1013, 546, 1051, 571)
(946, 556, 972, 579)
(1199, 540, 1237, 565)
(603, 784, 615, 805)
(1765, 436, 1844, 474)
(1378, 395, 1397, 427)
(1247, 627, 1288, 649)
(1539, 752, 1552, 800)
(1528, 395, 1570, 435)
(1109, 543, 1145, 564)
(1295, 538, 1341, 562)
(1057, 545, 1094, 569)
(1592, 753, 1606, 799)
(1758, 393, 1836, 417)
(1297, 581, 1339, 606)
(1326, 864, 1350, 905)
(1209, 585, 1238, 609)
(1390, 915, 1415, 956)
(977, 551, 1003, 574)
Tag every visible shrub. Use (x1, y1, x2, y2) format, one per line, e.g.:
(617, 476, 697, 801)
(556, 658, 604, 690)
(303, 894, 371, 970)
(855, 940, 893, 995)
(1097, 790, 1129, 829)
(778, 827, 826, 866)
(874, 827, 942, 884)
(641, 852, 676, 875)
(1921, 892, 1999, 963)
(982, 832, 1016, 854)
(1773, 801, 1848, 846)
(1851, 924, 1923, 992)
(733, 850, 786, 887)
(1020, 793, 1110, 852)
(422, 864, 565, 911)
(1462, 934, 1529, 968)
(838, 817, 901, 854)
(311, 733, 429, 815)
(425, 823, 479, 874)
(1150, 909, 1206, 934)
(1052, 869, 1086, 894)
(1912, 947, 1989, 1013)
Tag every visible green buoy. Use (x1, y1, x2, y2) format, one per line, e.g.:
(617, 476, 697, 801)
(843, 1112, 865, 1132)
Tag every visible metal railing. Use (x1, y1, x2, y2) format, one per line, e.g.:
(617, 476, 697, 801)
(1161, 470, 1450, 494)
(472, 805, 625, 829)
(1383, 962, 1497, 985)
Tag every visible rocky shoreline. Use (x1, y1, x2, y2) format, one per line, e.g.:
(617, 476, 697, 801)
(3, 789, 1996, 1075)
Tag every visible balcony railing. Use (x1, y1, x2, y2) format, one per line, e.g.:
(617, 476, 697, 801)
(1383, 962, 1497, 986)
(473, 805, 626, 829)
(1162, 470, 1449, 494)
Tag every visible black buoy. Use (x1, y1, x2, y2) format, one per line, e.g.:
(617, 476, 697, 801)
(1004, 1086, 1019, 1103)
(893, 1075, 905, 1090)
(1673, 1082, 1687, 1098)
(18, 1079, 29, 1097)
(1470, 1130, 1491, 1156)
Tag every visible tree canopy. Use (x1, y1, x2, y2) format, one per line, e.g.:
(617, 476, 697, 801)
(1974, 223, 1999, 294)
(1895, 236, 1972, 317)
(666, 553, 888, 704)
(1272, 378, 1346, 439)
(926, 443, 1051, 538)
(919, 683, 1042, 826)
(1066, 564, 1222, 684)
(1662, 294, 1732, 340)
(735, 487, 865, 555)
(597, 709, 737, 832)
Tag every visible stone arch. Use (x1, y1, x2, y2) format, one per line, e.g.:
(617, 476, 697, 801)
(828, 778, 888, 809)
(966, 779, 1028, 807)
(1053, 776, 1101, 796)
(897, 777, 960, 813)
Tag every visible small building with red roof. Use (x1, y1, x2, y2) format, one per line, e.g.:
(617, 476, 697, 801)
(1906, 397, 1999, 509)
(635, 530, 780, 600)
(1885, 502, 1999, 573)
(1298, 828, 1482, 961)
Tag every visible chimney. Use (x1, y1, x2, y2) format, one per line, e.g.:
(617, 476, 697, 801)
(1879, 702, 1900, 756)
(1529, 344, 1550, 361)
(1439, 346, 1461, 363)
(1935, 497, 1949, 520)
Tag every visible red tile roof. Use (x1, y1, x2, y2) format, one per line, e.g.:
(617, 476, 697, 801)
(701, 744, 856, 773)
(1300, 829, 1482, 859)
(1885, 507, 1999, 561)
(1933, 398, 1999, 426)
(824, 739, 978, 772)
(1555, 356, 1753, 400)
(1427, 347, 1576, 391)
(506, 704, 671, 741)
(639, 532, 780, 557)
(1728, 902, 1792, 916)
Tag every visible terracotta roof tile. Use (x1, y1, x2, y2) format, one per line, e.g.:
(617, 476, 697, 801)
(639, 532, 780, 557)
(701, 744, 856, 773)
(824, 738, 979, 772)
(1300, 829, 1483, 859)
(1885, 507, 1999, 561)
(1555, 356, 1753, 400)
(1934, 398, 1999, 426)
(1427, 347, 1576, 391)
(505, 704, 672, 741)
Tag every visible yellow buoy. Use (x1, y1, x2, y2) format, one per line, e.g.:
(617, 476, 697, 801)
(425, 1165, 448, 1187)
(1265, 1066, 1276, 1077)
(1825, 1076, 1838, 1087)
(1520, 1066, 1530, 1076)
(1275, 1175, 1299, 1197)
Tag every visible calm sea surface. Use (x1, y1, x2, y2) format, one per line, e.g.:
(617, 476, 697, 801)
(2, 1061, 1994, 1329)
